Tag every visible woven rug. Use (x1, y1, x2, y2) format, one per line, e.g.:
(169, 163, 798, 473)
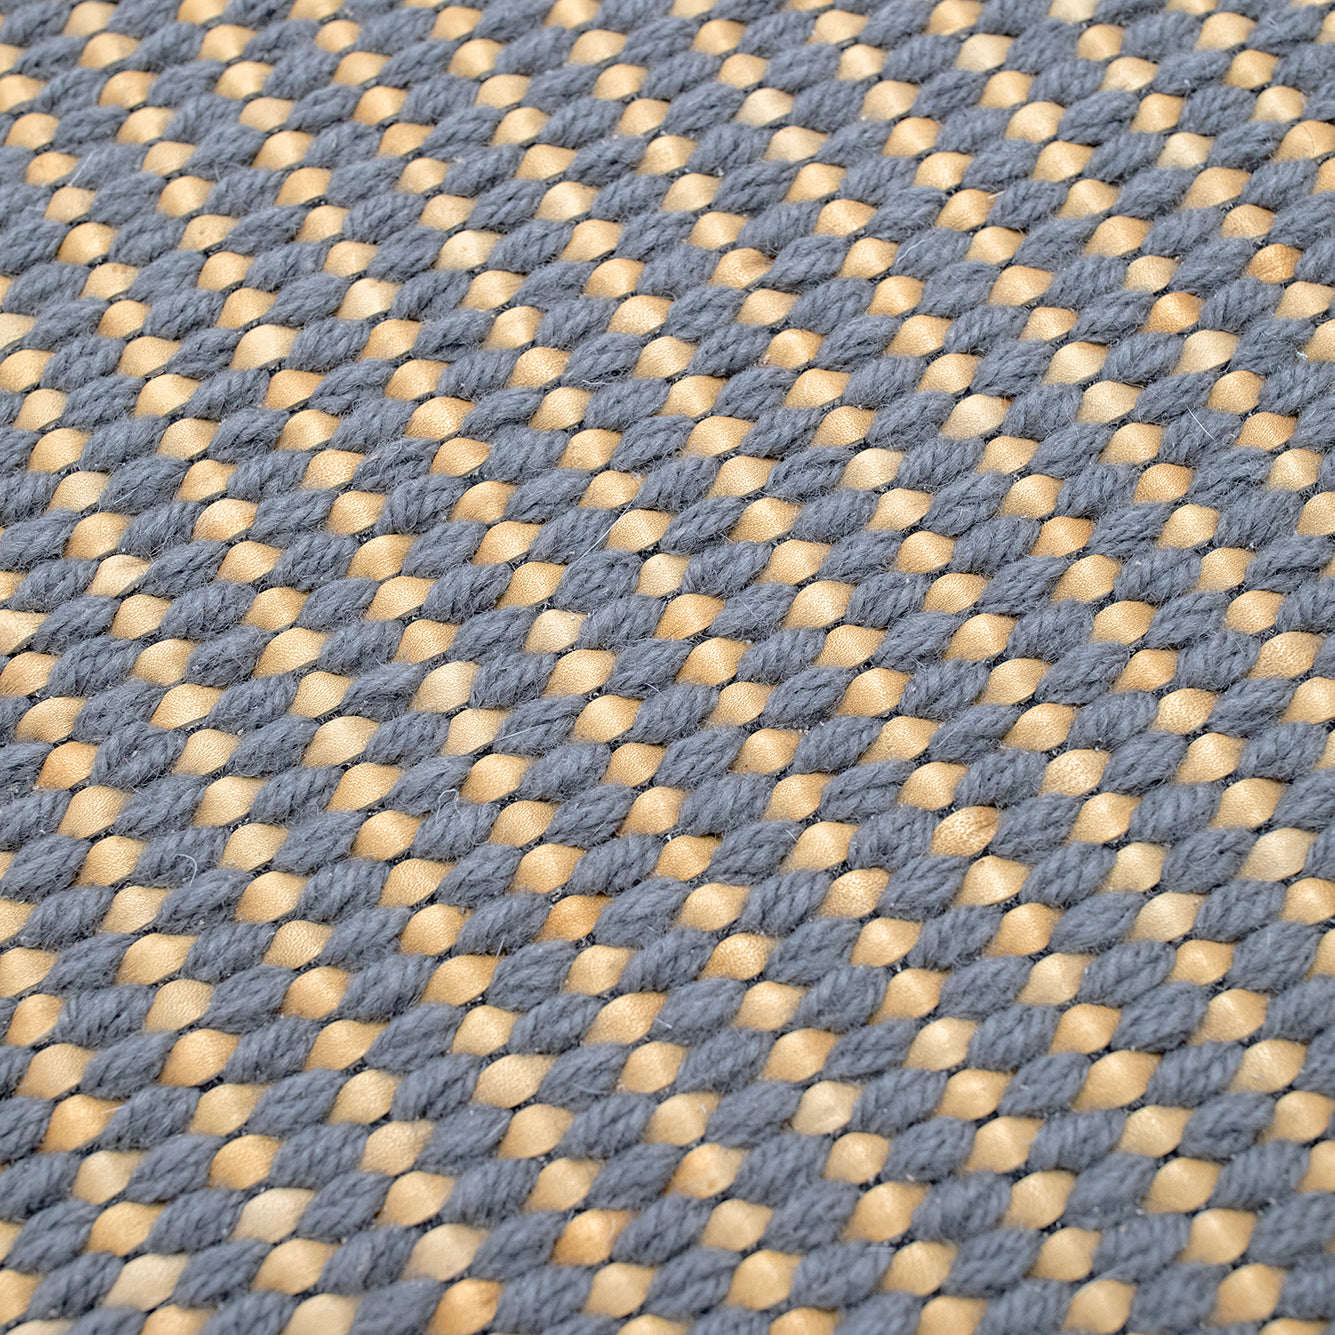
(5, 0, 1335, 1332)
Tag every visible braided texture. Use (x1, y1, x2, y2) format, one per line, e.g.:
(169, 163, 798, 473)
(4, 0, 1335, 1331)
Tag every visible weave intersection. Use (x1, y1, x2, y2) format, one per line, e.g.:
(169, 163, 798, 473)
(3, 0, 1335, 1332)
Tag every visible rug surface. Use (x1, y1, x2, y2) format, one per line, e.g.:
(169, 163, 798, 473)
(4, 0, 1335, 1331)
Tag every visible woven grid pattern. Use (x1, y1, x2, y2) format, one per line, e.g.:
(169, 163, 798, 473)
(4, 0, 1335, 1331)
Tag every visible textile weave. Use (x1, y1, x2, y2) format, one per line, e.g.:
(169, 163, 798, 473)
(2, 0, 1335, 1332)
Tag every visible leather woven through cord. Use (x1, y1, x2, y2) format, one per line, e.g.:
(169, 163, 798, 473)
(8, 0, 1335, 1332)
